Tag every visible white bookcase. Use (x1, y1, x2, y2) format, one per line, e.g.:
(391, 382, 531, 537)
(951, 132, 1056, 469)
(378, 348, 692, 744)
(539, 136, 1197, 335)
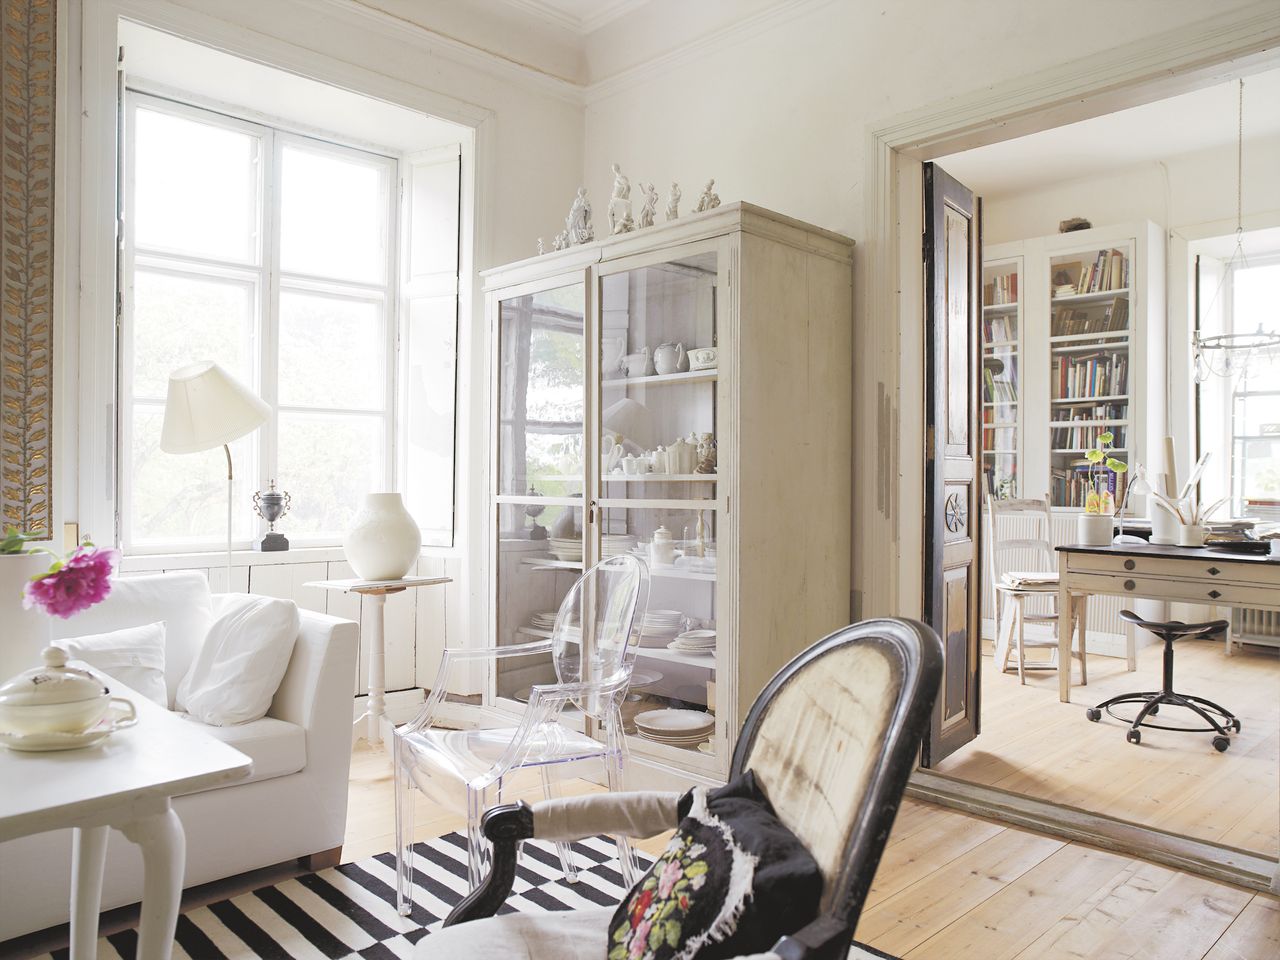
(984, 221, 1166, 513)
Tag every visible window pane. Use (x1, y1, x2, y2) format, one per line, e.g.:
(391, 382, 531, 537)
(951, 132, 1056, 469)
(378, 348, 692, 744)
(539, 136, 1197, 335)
(129, 404, 256, 546)
(280, 145, 387, 284)
(133, 107, 258, 262)
(403, 297, 457, 545)
(277, 291, 384, 409)
(131, 270, 255, 400)
(276, 413, 385, 537)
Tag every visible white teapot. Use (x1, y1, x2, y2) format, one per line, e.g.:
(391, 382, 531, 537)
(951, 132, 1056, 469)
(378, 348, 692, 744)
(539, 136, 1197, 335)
(653, 341, 688, 375)
(0, 647, 133, 736)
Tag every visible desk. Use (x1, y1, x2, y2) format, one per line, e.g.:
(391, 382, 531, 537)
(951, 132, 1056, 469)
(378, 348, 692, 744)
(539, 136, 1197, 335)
(306, 575, 451, 745)
(1056, 543, 1280, 702)
(0, 677, 251, 959)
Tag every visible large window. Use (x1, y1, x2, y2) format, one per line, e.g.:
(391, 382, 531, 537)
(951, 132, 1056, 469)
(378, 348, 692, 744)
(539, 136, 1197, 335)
(123, 93, 425, 552)
(1198, 252, 1280, 517)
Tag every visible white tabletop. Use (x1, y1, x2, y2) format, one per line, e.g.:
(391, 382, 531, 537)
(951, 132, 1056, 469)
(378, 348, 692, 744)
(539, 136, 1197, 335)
(0, 675, 252, 841)
(305, 575, 451, 594)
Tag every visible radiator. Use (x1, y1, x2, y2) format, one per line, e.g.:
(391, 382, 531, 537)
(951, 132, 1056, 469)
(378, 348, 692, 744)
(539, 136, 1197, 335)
(1232, 607, 1280, 648)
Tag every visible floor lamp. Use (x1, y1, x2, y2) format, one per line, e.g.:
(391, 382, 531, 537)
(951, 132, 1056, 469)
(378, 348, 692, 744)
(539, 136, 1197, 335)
(160, 362, 270, 590)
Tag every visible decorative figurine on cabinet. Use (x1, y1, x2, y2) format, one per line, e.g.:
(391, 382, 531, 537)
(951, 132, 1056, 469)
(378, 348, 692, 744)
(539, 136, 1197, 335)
(565, 187, 594, 244)
(607, 163, 635, 235)
(552, 229, 569, 252)
(694, 179, 721, 212)
(638, 182, 659, 229)
(537, 237, 544, 255)
(253, 480, 292, 551)
(666, 182, 681, 221)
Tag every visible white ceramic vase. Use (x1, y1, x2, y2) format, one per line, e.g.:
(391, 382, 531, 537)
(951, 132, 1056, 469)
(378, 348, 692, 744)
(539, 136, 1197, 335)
(1076, 513, 1114, 547)
(0, 553, 52, 683)
(343, 493, 422, 581)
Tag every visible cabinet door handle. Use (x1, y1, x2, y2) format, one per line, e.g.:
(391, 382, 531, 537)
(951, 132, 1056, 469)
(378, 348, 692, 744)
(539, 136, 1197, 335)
(587, 501, 598, 525)
(1208, 589, 1222, 600)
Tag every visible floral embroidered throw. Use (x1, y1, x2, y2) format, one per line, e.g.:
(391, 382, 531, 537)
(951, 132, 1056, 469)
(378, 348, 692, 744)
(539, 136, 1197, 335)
(607, 771, 822, 960)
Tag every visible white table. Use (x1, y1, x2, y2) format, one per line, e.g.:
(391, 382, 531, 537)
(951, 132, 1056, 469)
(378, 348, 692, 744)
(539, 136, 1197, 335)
(0, 677, 251, 959)
(306, 576, 451, 745)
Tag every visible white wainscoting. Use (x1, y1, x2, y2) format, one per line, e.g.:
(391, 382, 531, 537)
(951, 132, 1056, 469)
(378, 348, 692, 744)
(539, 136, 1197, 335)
(118, 552, 461, 696)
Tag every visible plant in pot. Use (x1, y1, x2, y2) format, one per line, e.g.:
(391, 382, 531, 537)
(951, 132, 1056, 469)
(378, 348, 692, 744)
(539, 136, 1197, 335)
(1077, 433, 1128, 546)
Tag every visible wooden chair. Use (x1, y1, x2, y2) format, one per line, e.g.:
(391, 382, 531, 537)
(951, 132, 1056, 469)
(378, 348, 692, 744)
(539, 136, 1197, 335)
(415, 618, 944, 960)
(983, 486, 1088, 685)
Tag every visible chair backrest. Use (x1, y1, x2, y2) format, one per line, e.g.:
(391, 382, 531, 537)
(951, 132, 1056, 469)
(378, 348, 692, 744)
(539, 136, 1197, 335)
(731, 618, 942, 926)
(551, 554, 650, 719)
(983, 482, 1056, 582)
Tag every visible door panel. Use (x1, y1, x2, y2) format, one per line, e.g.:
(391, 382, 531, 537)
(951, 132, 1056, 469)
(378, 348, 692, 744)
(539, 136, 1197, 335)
(921, 163, 982, 767)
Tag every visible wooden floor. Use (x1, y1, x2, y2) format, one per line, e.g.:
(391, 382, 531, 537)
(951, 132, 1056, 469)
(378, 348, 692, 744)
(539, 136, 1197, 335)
(935, 637, 1280, 857)
(349, 743, 1280, 960)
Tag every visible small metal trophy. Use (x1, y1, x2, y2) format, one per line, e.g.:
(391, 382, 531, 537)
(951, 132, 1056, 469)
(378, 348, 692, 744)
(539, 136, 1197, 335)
(252, 480, 292, 552)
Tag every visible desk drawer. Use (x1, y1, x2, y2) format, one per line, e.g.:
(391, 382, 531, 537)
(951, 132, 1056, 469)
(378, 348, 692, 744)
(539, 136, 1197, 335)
(1066, 553, 1280, 586)
(1069, 571, 1278, 607)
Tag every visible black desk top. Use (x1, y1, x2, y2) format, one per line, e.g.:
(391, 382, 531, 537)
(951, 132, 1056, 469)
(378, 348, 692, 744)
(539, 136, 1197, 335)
(1057, 542, 1280, 564)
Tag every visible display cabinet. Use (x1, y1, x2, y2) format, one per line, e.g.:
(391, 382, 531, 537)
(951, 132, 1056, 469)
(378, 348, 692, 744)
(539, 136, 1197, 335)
(482, 203, 854, 784)
(982, 252, 1024, 500)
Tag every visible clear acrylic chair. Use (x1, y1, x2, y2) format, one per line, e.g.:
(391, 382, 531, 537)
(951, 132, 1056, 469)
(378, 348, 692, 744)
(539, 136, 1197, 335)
(393, 554, 649, 916)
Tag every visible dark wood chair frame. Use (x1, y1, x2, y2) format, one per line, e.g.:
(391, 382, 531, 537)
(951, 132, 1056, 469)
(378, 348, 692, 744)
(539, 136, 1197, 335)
(441, 617, 944, 960)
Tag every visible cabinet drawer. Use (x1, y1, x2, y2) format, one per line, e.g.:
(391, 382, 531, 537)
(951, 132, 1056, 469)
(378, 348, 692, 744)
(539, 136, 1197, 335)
(1068, 571, 1278, 607)
(1066, 553, 1280, 586)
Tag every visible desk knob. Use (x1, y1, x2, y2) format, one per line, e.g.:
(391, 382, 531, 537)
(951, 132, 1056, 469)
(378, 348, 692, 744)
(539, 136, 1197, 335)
(1208, 589, 1222, 600)
(1124, 559, 1136, 571)
(1124, 579, 1136, 591)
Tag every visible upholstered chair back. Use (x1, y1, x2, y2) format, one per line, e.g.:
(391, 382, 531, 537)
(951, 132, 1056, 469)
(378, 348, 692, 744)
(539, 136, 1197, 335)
(732, 619, 942, 920)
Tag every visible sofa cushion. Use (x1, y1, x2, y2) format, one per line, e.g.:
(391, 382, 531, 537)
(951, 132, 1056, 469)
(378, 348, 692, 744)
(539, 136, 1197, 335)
(56, 621, 168, 706)
(177, 594, 300, 726)
(188, 715, 306, 786)
(50, 571, 213, 708)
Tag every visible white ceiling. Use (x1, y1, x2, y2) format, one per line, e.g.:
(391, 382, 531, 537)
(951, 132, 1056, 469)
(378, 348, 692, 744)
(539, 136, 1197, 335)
(501, 0, 652, 34)
(937, 68, 1280, 198)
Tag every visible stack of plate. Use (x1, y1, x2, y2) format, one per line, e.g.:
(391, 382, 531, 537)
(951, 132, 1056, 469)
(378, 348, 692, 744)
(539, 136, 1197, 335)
(634, 708, 715, 747)
(601, 534, 636, 557)
(548, 537, 583, 562)
(637, 609, 685, 647)
(529, 611, 558, 631)
(668, 629, 716, 655)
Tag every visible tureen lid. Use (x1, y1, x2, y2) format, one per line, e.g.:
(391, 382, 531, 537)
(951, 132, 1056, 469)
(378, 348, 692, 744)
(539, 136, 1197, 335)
(0, 647, 109, 707)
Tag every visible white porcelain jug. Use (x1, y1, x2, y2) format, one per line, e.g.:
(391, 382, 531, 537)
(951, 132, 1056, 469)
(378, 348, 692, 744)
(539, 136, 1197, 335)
(343, 493, 422, 580)
(653, 341, 687, 375)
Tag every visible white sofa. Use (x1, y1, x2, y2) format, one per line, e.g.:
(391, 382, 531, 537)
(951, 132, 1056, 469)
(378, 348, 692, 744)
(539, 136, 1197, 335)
(0, 571, 359, 942)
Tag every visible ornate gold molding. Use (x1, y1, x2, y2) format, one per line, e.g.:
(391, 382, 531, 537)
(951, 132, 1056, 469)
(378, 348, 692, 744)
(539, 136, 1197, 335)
(0, 0, 56, 538)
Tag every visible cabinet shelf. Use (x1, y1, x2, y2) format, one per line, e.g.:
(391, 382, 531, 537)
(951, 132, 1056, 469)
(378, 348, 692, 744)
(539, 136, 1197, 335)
(1052, 395, 1128, 404)
(521, 557, 716, 582)
(1049, 330, 1129, 344)
(983, 303, 1018, 314)
(602, 370, 717, 388)
(984, 339, 1018, 349)
(515, 626, 715, 669)
(1051, 288, 1129, 305)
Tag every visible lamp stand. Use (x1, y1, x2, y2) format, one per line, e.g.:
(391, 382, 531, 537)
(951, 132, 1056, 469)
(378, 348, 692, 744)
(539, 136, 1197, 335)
(223, 443, 233, 592)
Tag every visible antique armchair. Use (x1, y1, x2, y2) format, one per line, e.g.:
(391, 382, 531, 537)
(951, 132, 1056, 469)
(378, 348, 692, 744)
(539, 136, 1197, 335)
(414, 617, 943, 960)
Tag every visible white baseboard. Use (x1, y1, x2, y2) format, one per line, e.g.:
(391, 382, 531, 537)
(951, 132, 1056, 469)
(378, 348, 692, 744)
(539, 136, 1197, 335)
(981, 617, 1153, 660)
(352, 688, 425, 726)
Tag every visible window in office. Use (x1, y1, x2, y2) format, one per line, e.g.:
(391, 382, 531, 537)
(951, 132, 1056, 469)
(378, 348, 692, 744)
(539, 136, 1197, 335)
(123, 94, 403, 551)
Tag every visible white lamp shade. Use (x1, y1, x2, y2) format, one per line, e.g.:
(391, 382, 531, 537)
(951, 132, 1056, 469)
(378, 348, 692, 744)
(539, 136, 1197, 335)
(160, 361, 270, 454)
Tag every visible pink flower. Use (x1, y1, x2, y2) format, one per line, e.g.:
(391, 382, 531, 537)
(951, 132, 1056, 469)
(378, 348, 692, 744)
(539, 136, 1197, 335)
(22, 546, 120, 619)
(657, 858, 683, 898)
(629, 919, 652, 959)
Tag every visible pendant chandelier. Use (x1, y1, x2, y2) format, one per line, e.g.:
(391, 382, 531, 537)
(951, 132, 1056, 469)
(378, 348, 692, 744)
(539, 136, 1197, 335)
(1192, 78, 1280, 383)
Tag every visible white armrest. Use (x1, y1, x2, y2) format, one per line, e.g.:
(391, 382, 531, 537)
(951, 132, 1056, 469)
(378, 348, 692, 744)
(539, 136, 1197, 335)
(270, 608, 359, 735)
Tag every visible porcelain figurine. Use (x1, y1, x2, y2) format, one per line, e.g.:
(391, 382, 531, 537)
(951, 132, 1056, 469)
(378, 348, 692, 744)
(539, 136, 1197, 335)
(638, 182, 659, 229)
(537, 237, 545, 255)
(552, 229, 568, 252)
(694, 178, 721, 212)
(653, 341, 687, 375)
(607, 163, 634, 235)
(565, 187, 594, 244)
(666, 182, 681, 221)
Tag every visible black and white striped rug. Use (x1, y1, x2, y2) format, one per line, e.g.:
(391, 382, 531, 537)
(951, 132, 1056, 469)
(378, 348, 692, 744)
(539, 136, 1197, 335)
(45, 833, 896, 959)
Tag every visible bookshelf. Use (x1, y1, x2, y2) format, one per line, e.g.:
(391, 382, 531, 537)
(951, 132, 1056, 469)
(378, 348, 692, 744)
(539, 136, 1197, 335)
(985, 221, 1165, 513)
(982, 256, 1023, 499)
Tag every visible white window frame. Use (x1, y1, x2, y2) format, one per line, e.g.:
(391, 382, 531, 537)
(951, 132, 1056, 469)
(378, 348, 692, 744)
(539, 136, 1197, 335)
(121, 91, 400, 554)
(1222, 252, 1280, 511)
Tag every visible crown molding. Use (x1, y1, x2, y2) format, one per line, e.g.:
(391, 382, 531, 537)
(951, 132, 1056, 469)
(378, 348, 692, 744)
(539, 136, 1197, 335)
(582, 0, 837, 103)
(324, 0, 586, 104)
(501, 0, 650, 36)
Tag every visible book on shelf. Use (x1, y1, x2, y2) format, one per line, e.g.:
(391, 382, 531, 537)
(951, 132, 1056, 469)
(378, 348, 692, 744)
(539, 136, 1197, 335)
(1052, 352, 1128, 399)
(1050, 296, 1128, 336)
(982, 313, 1017, 343)
(1050, 249, 1129, 298)
(1050, 461, 1128, 509)
(1050, 423, 1128, 449)
(983, 272, 1018, 307)
(983, 366, 1019, 404)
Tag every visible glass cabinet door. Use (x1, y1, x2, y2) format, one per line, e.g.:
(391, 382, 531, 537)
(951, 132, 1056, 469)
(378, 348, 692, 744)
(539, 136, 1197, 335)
(982, 257, 1021, 500)
(595, 248, 721, 760)
(494, 282, 587, 713)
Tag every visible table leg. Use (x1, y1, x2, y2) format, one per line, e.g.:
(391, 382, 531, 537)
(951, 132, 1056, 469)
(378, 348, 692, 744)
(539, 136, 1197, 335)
(1058, 553, 1072, 703)
(121, 806, 185, 960)
(367, 592, 387, 745)
(70, 825, 109, 960)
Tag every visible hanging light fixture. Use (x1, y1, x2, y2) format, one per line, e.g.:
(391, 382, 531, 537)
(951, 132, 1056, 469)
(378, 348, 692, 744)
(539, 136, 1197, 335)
(1192, 78, 1280, 383)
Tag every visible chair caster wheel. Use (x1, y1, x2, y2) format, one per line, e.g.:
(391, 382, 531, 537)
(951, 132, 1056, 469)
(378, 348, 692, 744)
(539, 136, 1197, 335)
(1126, 729, 1141, 745)
(1213, 736, 1230, 752)
(1231, 719, 1242, 732)
(1085, 708, 1101, 722)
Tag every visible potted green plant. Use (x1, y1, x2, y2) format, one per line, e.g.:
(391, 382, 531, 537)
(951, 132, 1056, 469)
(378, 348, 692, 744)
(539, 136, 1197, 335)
(1077, 433, 1128, 546)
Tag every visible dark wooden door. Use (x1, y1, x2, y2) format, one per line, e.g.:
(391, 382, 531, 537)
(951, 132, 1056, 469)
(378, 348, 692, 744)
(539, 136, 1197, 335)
(920, 163, 982, 767)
